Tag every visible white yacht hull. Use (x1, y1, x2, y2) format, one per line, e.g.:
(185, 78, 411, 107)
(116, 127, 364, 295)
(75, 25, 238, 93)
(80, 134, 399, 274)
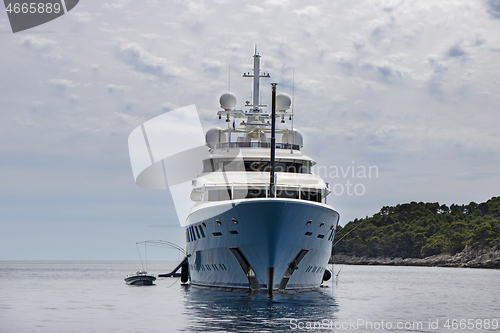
(185, 198, 339, 292)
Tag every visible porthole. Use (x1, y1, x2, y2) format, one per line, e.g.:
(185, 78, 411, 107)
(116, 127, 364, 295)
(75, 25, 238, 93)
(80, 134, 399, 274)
(306, 220, 312, 225)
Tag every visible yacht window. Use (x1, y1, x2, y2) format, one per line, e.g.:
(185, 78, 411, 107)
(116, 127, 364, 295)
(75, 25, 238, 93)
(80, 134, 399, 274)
(202, 159, 311, 174)
(301, 190, 321, 203)
(275, 162, 286, 172)
(202, 159, 216, 173)
(206, 187, 322, 202)
(232, 189, 247, 200)
(276, 189, 299, 199)
(287, 162, 310, 173)
(208, 188, 231, 201)
(246, 187, 266, 198)
(245, 160, 310, 174)
(223, 160, 245, 172)
(247, 161, 269, 172)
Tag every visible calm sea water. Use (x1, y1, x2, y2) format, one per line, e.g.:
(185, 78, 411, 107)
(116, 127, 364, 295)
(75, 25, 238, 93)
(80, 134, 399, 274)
(0, 261, 499, 333)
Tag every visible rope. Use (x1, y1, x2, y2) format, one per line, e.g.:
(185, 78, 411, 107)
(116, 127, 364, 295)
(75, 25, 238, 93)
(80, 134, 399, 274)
(332, 219, 365, 248)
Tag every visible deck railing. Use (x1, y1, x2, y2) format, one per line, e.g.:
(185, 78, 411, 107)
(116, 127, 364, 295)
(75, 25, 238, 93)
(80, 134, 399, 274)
(215, 142, 300, 150)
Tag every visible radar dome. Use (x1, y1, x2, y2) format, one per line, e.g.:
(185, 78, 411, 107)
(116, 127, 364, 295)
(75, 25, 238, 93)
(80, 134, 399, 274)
(219, 93, 237, 111)
(282, 129, 303, 147)
(276, 93, 291, 111)
(205, 127, 227, 148)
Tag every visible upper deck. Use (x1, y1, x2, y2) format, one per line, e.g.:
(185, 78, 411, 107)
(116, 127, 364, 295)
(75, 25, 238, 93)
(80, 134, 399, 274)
(192, 50, 331, 205)
(204, 48, 302, 152)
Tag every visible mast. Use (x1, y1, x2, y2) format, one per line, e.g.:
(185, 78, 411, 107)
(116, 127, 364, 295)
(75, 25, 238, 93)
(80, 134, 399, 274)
(253, 53, 260, 109)
(270, 83, 277, 198)
(243, 46, 270, 111)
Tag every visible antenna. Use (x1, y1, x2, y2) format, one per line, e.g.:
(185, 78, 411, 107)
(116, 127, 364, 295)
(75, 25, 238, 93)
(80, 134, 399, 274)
(228, 65, 231, 92)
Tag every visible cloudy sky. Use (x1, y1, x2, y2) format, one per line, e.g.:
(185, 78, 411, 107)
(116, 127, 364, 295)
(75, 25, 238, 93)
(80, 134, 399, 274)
(1, 0, 499, 260)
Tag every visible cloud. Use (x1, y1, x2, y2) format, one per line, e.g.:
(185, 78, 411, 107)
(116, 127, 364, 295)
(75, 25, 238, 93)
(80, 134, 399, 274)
(49, 79, 79, 90)
(139, 33, 161, 40)
(446, 44, 467, 59)
(69, 94, 80, 103)
(105, 84, 130, 93)
(18, 35, 63, 61)
(20, 36, 56, 51)
(48, 79, 91, 90)
(247, 5, 265, 13)
(292, 5, 320, 17)
(485, 0, 500, 19)
(266, 0, 290, 6)
(71, 11, 93, 22)
(48, 79, 90, 99)
(114, 41, 181, 80)
(160, 102, 181, 112)
(425, 57, 447, 97)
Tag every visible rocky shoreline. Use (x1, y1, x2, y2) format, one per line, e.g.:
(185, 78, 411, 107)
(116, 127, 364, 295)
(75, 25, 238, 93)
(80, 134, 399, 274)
(330, 245, 500, 269)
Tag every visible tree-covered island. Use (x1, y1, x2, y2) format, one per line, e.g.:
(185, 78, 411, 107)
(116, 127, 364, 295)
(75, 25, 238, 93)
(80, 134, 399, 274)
(331, 197, 500, 268)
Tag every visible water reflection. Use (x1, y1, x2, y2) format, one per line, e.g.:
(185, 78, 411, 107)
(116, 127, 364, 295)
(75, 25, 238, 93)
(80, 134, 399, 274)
(182, 286, 339, 332)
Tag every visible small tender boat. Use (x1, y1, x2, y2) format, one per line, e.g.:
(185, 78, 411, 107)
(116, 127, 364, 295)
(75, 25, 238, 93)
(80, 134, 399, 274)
(124, 270, 156, 286)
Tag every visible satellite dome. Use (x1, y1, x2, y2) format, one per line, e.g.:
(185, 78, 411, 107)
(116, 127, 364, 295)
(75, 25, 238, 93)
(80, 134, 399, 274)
(205, 127, 227, 148)
(276, 93, 291, 111)
(219, 93, 237, 111)
(282, 129, 303, 147)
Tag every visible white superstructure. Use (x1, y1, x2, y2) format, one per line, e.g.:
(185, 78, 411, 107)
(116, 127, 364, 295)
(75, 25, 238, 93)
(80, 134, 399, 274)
(185, 50, 340, 293)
